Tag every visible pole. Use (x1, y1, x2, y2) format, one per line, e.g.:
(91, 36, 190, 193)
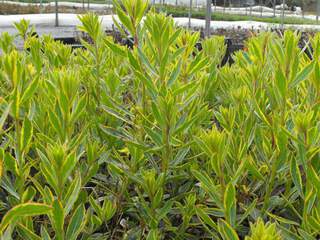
(317, 0, 320, 23)
(205, 0, 211, 38)
(40, 0, 43, 13)
(273, 0, 275, 17)
(281, 0, 285, 29)
(55, 0, 59, 27)
(188, 0, 193, 28)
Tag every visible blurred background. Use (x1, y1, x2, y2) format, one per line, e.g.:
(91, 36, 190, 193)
(0, 0, 319, 26)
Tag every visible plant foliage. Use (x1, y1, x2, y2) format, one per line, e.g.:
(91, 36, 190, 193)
(0, 2, 320, 239)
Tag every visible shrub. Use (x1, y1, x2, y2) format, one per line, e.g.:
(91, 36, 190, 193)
(245, 218, 282, 240)
(0, 1, 320, 239)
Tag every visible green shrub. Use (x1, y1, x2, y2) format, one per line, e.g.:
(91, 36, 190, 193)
(245, 218, 282, 240)
(0, 1, 320, 239)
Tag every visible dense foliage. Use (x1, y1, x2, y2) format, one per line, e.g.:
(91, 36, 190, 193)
(1, 1, 320, 239)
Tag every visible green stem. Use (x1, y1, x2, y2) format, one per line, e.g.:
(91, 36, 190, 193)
(162, 113, 171, 172)
(15, 117, 24, 198)
(262, 136, 279, 215)
(95, 42, 101, 106)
